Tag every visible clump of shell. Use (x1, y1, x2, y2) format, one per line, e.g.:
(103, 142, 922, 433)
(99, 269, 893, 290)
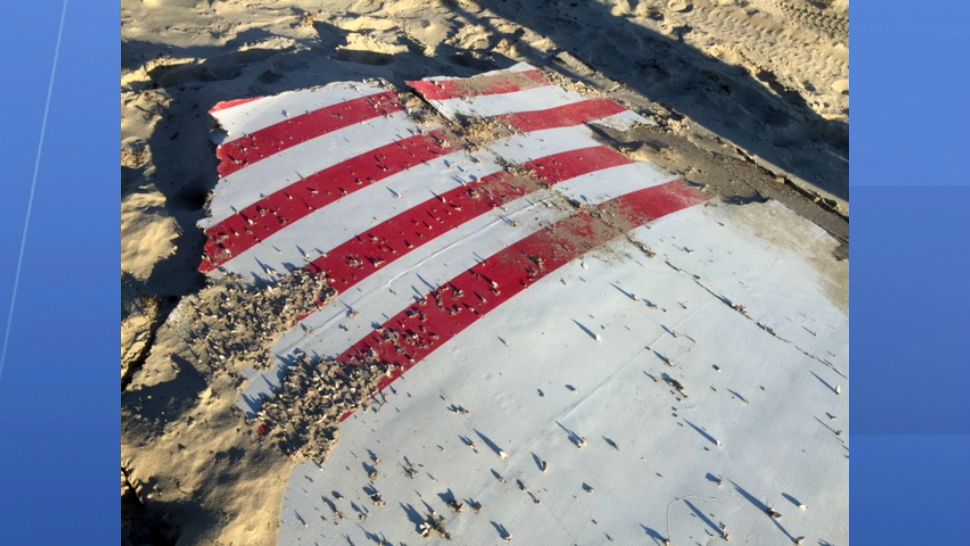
(177, 270, 333, 376)
(259, 354, 387, 463)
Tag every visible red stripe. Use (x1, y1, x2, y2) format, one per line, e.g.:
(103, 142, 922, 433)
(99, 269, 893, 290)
(304, 145, 627, 292)
(216, 92, 403, 177)
(408, 70, 550, 101)
(210, 96, 261, 112)
(525, 145, 631, 184)
(336, 180, 709, 396)
(200, 131, 460, 272)
(496, 99, 630, 132)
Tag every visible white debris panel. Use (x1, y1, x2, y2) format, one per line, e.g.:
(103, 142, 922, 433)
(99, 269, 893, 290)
(278, 200, 848, 546)
(200, 63, 848, 545)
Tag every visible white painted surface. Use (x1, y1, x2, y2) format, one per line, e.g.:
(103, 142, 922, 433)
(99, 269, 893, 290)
(487, 126, 603, 164)
(556, 161, 675, 205)
(211, 81, 390, 138)
(424, 85, 587, 120)
(277, 201, 848, 546)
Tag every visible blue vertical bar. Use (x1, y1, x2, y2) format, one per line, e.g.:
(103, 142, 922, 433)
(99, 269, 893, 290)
(852, 1, 970, 543)
(0, 2, 119, 544)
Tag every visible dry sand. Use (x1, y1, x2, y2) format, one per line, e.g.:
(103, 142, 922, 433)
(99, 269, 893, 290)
(120, 1, 848, 544)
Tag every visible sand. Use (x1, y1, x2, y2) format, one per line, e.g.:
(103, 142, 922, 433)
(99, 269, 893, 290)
(122, 272, 332, 544)
(120, 1, 848, 544)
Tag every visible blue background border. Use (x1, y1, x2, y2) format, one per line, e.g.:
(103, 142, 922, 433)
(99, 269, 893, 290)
(0, 1, 119, 543)
(852, 0, 970, 544)
(0, 1, 968, 544)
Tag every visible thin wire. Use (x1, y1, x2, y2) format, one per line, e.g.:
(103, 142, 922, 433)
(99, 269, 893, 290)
(0, 0, 69, 385)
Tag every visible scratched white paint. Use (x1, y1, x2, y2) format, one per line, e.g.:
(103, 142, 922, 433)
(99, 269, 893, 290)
(277, 201, 848, 545)
(211, 81, 390, 138)
(487, 126, 603, 164)
(590, 108, 657, 131)
(426, 84, 588, 119)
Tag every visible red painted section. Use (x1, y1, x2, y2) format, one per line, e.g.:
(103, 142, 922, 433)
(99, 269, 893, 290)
(200, 130, 460, 272)
(407, 70, 549, 101)
(496, 99, 630, 132)
(210, 96, 262, 112)
(525, 145, 631, 184)
(215, 91, 403, 177)
(335, 179, 709, 395)
(304, 145, 631, 294)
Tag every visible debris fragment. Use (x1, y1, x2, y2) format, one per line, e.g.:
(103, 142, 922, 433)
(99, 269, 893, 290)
(419, 510, 451, 540)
